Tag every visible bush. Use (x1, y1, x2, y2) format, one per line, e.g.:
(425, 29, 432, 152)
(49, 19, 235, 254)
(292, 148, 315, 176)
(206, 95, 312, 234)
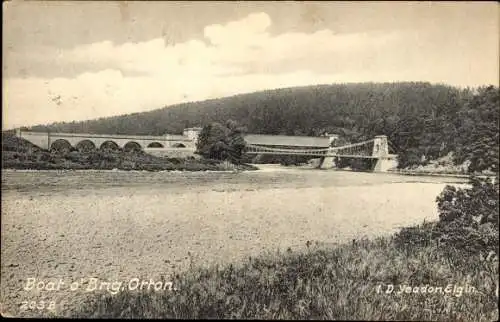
(334, 157, 374, 171)
(435, 176, 499, 255)
(196, 120, 246, 164)
(98, 152, 118, 163)
(65, 151, 84, 163)
(395, 176, 499, 256)
(393, 221, 440, 250)
(168, 157, 182, 165)
(397, 148, 424, 169)
(37, 153, 51, 162)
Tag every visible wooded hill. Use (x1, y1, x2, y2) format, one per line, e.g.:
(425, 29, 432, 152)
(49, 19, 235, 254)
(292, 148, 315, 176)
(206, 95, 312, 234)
(24, 82, 499, 170)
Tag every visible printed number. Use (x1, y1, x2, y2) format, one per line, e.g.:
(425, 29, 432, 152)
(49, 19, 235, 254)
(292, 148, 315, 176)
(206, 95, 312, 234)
(20, 301, 56, 310)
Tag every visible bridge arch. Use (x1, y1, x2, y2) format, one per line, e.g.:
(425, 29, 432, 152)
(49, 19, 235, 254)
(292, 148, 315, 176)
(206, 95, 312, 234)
(123, 141, 142, 152)
(147, 142, 164, 148)
(75, 140, 97, 152)
(50, 139, 73, 153)
(172, 143, 186, 148)
(100, 140, 120, 152)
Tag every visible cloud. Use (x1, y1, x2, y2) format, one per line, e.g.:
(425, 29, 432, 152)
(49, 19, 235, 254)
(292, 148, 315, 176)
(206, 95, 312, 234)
(3, 11, 498, 129)
(204, 12, 271, 46)
(64, 12, 401, 76)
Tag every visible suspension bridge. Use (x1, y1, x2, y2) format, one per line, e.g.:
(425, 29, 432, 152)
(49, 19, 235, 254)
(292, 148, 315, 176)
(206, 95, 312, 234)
(244, 134, 398, 171)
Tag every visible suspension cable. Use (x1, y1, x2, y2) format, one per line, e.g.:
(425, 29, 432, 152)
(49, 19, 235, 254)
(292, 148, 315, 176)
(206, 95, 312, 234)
(246, 138, 376, 155)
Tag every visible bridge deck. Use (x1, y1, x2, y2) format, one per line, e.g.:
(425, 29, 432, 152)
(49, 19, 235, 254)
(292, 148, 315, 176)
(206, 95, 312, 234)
(246, 151, 378, 158)
(243, 134, 330, 148)
(26, 131, 190, 142)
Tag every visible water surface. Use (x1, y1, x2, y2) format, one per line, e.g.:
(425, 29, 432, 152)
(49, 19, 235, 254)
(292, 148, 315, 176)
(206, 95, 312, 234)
(0, 166, 468, 317)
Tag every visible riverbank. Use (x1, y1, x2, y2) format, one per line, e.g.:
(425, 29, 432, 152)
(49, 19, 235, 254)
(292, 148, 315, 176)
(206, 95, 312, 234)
(73, 232, 498, 320)
(1, 149, 257, 172)
(2, 145, 257, 172)
(68, 173, 499, 320)
(393, 151, 497, 178)
(1, 169, 467, 317)
(1, 133, 258, 172)
(387, 169, 497, 182)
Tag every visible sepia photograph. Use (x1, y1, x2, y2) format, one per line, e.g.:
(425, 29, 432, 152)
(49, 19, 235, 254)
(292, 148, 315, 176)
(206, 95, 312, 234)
(1, 1, 499, 319)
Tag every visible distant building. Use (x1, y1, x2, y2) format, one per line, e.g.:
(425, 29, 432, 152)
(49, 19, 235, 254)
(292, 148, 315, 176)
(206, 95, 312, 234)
(183, 127, 203, 144)
(323, 132, 339, 146)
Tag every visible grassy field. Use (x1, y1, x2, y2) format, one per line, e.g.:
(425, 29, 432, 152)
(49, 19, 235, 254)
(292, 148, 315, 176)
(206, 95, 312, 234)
(2, 162, 496, 319)
(2, 169, 471, 318)
(70, 176, 499, 320)
(73, 231, 498, 320)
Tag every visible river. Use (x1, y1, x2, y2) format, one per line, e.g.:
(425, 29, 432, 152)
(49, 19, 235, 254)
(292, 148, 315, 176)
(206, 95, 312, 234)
(0, 165, 468, 317)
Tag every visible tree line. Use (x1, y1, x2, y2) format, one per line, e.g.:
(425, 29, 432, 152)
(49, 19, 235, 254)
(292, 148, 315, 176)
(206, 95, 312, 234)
(26, 82, 499, 171)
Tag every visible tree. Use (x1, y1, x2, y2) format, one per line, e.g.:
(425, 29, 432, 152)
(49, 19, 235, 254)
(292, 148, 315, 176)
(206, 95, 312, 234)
(455, 86, 499, 174)
(196, 120, 247, 163)
(434, 176, 499, 255)
(225, 120, 247, 163)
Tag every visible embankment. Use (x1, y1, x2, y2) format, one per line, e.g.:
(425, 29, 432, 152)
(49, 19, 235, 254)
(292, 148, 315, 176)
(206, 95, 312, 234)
(1, 134, 256, 171)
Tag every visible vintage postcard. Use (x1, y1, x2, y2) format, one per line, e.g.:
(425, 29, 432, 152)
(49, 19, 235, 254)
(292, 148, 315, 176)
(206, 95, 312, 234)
(2, 1, 499, 319)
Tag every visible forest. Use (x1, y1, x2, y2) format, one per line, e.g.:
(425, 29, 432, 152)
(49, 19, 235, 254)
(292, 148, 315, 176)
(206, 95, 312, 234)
(25, 82, 499, 171)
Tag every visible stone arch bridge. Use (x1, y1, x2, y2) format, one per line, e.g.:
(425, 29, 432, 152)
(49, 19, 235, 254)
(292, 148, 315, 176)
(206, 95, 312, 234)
(15, 129, 196, 152)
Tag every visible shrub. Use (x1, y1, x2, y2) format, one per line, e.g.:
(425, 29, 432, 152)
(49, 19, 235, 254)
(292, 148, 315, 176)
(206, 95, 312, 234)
(196, 120, 246, 163)
(397, 148, 423, 169)
(37, 153, 51, 162)
(435, 176, 499, 255)
(395, 176, 499, 256)
(393, 221, 440, 250)
(168, 157, 182, 165)
(65, 151, 84, 163)
(98, 152, 117, 163)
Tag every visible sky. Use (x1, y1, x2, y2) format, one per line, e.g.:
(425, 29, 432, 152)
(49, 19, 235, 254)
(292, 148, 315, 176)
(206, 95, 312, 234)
(2, 1, 499, 130)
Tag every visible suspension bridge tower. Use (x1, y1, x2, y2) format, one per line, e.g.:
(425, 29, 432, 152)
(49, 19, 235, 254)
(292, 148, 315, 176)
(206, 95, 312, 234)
(372, 135, 396, 172)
